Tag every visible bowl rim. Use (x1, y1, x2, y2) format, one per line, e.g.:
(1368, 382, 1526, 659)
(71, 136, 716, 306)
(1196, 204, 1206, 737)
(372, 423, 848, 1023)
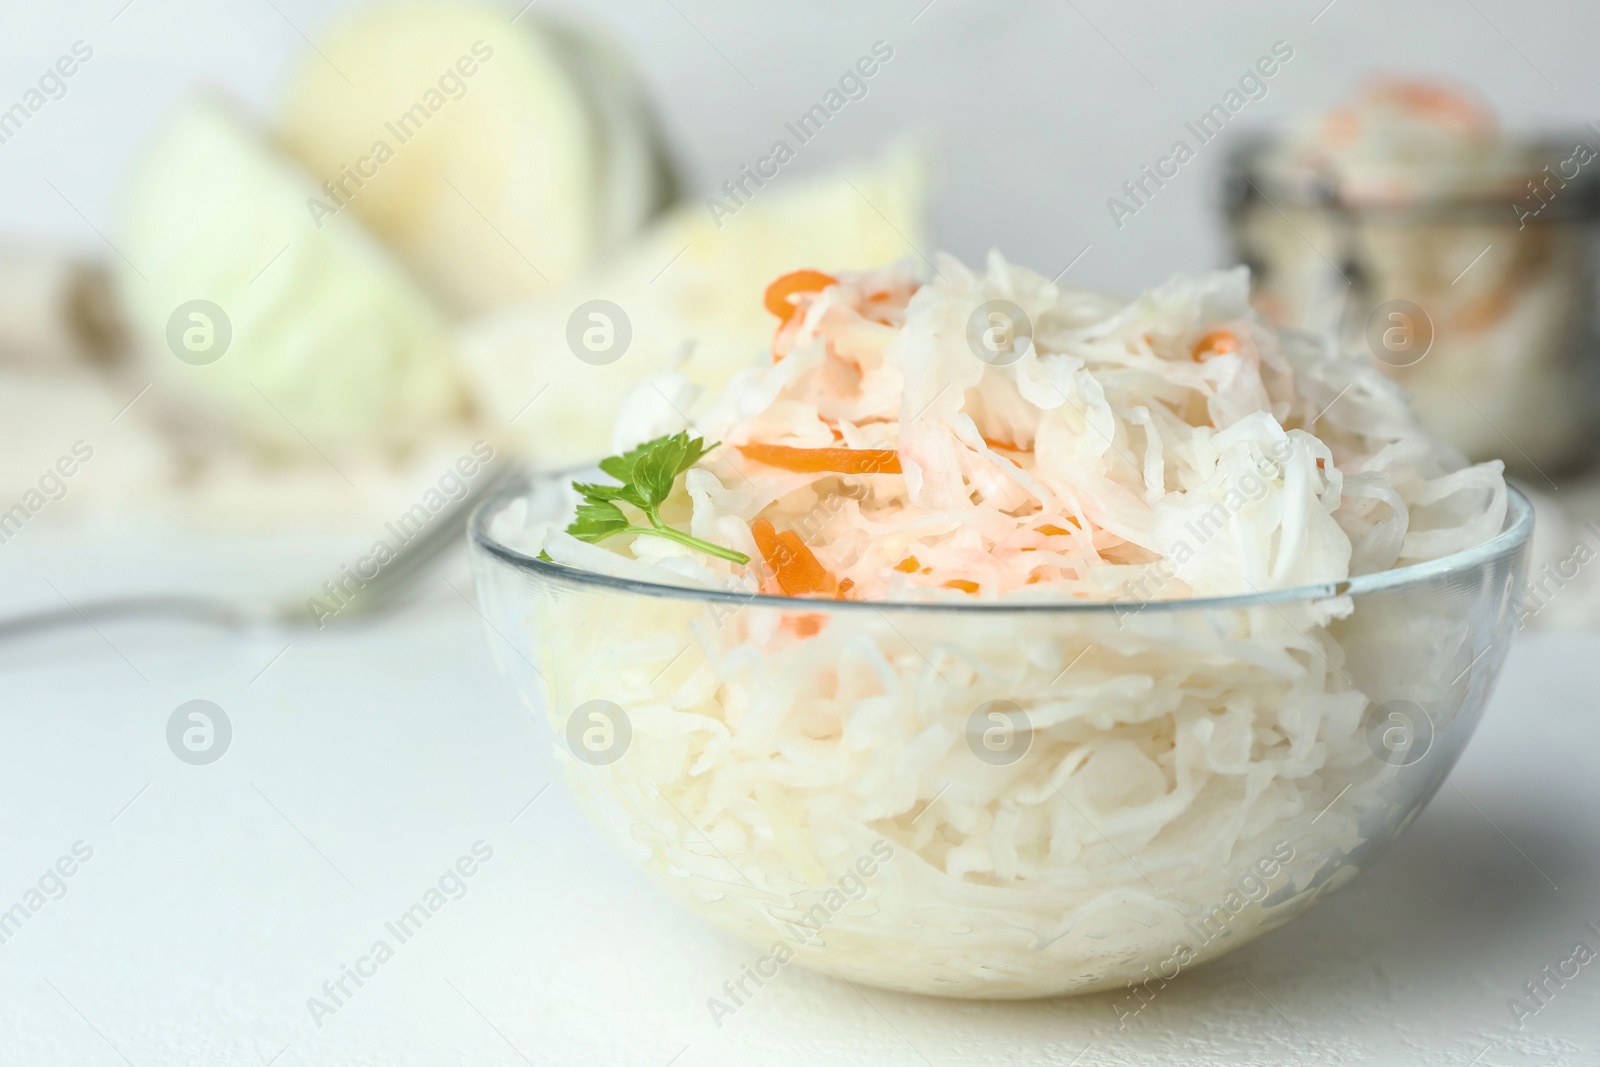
(469, 479, 1533, 615)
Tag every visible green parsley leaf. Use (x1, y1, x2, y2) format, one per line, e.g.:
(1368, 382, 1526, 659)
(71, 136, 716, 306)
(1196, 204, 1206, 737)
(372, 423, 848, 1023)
(568, 499, 629, 543)
(632, 434, 688, 507)
(597, 436, 654, 485)
(557, 431, 749, 565)
(572, 480, 648, 509)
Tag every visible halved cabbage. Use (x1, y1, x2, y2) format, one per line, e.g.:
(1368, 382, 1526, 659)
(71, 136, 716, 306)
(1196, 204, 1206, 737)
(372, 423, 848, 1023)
(117, 94, 466, 457)
(459, 149, 929, 470)
(278, 3, 673, 315)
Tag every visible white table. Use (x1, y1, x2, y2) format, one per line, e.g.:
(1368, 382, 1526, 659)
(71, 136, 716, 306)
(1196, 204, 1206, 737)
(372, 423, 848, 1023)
(1, 573, 1596, 1066)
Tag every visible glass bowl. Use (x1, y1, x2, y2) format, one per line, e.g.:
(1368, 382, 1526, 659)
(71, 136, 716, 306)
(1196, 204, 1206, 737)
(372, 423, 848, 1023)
(469, 479, 1532, 1000)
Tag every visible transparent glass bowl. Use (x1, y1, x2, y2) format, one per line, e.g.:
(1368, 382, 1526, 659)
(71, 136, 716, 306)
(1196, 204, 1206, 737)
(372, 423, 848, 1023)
(470, 481, 1532, 999)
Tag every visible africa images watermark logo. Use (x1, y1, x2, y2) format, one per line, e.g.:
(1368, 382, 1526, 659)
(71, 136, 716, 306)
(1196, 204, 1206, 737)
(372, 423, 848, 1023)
(166, 300, 232, 365)
(1507, 920, 1600, 1030)
(565, 699, 632, 765)
(1107, 40, 1295, 230)
(704, 839, 895, 1027)
(0, 441, 94, 547)
(305, 41, 495, 228)
(0, 842, 95, 949)
(1514, 518, 1600, 629)
(166, 700, 232, 766)
(0, 40, 94, 148)
(565, 299, 632, 366)
(1111, 840, 1296, 1027)
(1512, 132, 1598, 229)
(704, 40, 895, 228)
(306, 441, 496, 626)
(1111, 436, 1296, 620)
(305, 841, 494, 1028)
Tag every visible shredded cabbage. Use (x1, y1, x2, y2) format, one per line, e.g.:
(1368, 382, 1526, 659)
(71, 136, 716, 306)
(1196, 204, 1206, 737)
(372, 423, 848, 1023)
(493, 253, 1512, 997)
(545, 251, 1504, 600)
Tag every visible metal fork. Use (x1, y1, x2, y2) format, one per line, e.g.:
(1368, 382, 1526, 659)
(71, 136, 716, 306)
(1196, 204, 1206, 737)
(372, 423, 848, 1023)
(0, 461, 525, 642)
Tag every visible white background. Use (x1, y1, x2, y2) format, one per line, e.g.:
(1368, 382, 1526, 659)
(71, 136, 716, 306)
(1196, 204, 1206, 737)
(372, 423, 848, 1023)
(0, 0, 1596, 295)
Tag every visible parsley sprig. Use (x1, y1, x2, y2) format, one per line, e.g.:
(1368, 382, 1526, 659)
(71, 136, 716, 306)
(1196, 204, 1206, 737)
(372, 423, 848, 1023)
(560, 431, 750, 565)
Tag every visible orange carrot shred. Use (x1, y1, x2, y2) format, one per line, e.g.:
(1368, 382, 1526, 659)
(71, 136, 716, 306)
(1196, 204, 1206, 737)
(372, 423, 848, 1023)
(738, 442, 902, 475)
(751, 517, 838, 597)
(776, 531, 836, 595)
(943, 579, 980, 594)
(894, 556, 920, 573)
(751, 517, 780, 554)
(1193, 330, 1241, 361)
(763, 269, 838, 323)
(781, 613, 827, 638)
(982, 435, 1032, 453)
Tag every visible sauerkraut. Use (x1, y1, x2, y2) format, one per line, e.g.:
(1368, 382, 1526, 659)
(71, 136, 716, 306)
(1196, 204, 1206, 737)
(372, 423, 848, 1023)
(479, 252, 1521, 998)
(541, 251, 1505, 597)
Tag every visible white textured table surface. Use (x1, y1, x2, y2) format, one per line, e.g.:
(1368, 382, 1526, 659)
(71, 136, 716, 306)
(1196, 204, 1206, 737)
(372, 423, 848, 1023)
(1, 581, 1597, 1067)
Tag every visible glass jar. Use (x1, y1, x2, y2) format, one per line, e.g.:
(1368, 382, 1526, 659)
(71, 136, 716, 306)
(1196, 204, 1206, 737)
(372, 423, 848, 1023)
(1224, 134, 1600, 475)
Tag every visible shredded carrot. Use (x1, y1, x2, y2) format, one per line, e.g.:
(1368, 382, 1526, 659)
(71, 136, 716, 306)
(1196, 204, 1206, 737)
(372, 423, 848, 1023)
(750, 516, 783, 594)
(1036, 521, 1079, 536)
(836, 578, 855, 599)
(738, 442, 902, 475)
(777, 531, 835, 594)
(781, 613, 827, 637)
(894, 556, 920, 572)
(982, 435, 1032, 453)
(1192, 329, 1241, 361)
(763, 269, 838, 323)
(943, 579, 980, 594)
(751, 517, 838, 597)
